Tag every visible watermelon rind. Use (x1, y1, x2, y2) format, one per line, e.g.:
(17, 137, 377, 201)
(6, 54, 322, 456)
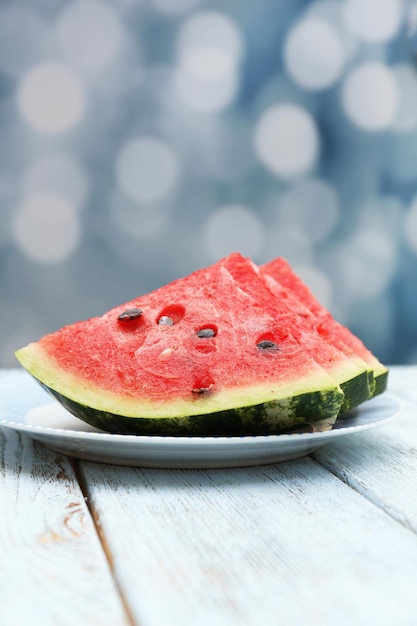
(338, 369, 371, 413)
(373, 368, 388, 397)
(38, 381, 343, 437)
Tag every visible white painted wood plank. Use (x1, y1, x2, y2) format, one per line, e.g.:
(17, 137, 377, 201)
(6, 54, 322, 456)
(313, 366, 417, 532)
(0, 429, 129, 626)
(80, 457, 417, 626)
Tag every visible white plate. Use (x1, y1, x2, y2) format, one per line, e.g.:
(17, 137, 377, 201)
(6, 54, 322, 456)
(0, 370, 402, 469)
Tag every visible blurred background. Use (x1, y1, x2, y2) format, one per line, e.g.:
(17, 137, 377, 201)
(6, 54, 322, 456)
(1, 0, 417, 366)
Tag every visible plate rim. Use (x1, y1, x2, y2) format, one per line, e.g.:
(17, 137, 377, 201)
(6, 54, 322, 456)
(0, 393, 402, 447)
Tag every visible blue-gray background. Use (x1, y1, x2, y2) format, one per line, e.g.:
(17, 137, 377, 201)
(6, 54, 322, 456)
(1, 0, 417, 366)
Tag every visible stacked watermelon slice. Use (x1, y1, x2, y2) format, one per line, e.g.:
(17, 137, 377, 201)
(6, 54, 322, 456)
(15, 253, 388, 436)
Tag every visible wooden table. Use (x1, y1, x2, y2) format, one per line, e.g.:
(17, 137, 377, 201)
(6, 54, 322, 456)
(1, 366, 417, 626)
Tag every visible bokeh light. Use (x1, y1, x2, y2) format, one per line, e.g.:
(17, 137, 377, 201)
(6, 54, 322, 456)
(341, 62, 399, 131)
(344, 0, 403, 43)
(17, 62, 86, 134)
(174, 11, 243, 113)
(177, 11, 243, 63)
(12, 193, 81, 263)
(174, 50, 239, 113)
(284, 18, 345, 90)
(115, 137, 180, 203)
(253, 104, 320, 178)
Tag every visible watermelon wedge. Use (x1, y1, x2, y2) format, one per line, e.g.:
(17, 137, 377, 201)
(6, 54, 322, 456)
(221, 254, 370, 413)
(260, 257, 388, 398)
(15, 254, 386, 437)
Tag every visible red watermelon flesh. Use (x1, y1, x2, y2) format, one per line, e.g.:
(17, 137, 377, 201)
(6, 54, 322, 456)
(260, 257, 388, 396)
(16, 257, 344, 427)
(221, 254, 371, 411)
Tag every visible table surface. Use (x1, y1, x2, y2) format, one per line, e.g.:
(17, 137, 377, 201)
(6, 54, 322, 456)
(1, 365, 417, 626)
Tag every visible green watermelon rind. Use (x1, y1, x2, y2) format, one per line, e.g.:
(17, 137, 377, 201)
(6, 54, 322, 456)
(361, 366, 388, 400)
(40, 381, 344, 437)
(338, 369, 372, 413)
(373, 369, 389, 398)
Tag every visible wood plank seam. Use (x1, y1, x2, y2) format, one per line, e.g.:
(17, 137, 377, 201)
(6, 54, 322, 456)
(310, 452, 417, 536)
(72, 458, 137, 626)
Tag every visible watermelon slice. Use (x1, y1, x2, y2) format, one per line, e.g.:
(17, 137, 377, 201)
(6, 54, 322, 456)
(221, 254, 370, 413)
(260, 257, 388, 398)
(15, 254, 386, 437)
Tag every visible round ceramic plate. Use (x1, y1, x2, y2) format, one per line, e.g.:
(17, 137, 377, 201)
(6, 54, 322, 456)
(0, 370, 402, 469)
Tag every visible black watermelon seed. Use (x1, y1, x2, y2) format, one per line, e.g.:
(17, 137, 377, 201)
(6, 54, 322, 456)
(158, 316, 174, 326)
(192, 387, 212, 395)
(196, 328, 216, 338)
(118, 308, 143, 322)
(257, 339, 279, 351)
